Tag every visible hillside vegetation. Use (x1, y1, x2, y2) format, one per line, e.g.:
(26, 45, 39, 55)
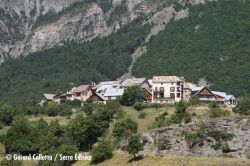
(0, 20, 149, 106)
(134, 0, 250, 96)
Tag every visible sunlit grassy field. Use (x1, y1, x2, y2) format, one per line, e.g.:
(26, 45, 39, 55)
(123, 106, 175, 132)
(73, 152, 250, 166)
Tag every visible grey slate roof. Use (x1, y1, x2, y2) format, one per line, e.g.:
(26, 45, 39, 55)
(43, 94, 55, 100)
(191, 86, 205, 92)
(225, 95, 236, 101)
(212, 91, 228, 98)
(71, 85, 89, 93)
(121, 78, 147, 87)
(104, 85, 124, 97)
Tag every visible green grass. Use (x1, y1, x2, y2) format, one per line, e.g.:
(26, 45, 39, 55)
(123, 105, 175, 132)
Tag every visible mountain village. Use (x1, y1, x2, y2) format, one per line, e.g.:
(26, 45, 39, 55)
(39, 76, 237, 108)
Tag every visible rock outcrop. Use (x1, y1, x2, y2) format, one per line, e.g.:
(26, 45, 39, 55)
(0, 0, 213, 63)
(139, 117, 250, 158)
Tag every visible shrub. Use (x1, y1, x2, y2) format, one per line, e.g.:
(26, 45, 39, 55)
(134, 102, 145, 111)
(208, 130, 234, 141)
(233, 97, 250, 115)
(184, 125, 205, 148)
(175, 100, 188, 117)
(138, 112, 147, 119)
(44, 103, 59, 117)
(209, 109, 230, 118)
(127, 135, 143, 158)
(113, 118, 137, 139)
(162, 111, 169, 116)
(157, 140, 166, 150)
(192, 112, 197, 116)
(184, 113, 192, 124)
(83, 103, 93, 116)
(222, 143, 231, 153)
(59, 106, 73, 117)
(0, 159, 22, 166)
(212, 142, 222, 150)
(65, 100, 81, 107)
(0, 104, 15, 125)
(120, 86, 146, 106)
(166, 114, 181, 125)
(209, 101, 219, 110)
(189, 97, 201, 106)
(152, 114, 167, 128)
(91, 141, 113, 164)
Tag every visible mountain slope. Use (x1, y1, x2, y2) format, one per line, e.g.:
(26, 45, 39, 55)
(0, 20, 149, 105)
(0, 0, 174, 63)
(133, 0, 250, 96)
(0, 0, 250, 106)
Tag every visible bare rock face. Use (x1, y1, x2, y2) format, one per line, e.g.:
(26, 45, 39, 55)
(0, 0, 213, 63)
(139, 117, 250, 158)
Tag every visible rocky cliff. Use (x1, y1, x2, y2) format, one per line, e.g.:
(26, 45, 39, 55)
(0, 0, 210, 64)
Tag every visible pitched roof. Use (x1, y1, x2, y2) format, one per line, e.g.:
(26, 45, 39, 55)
(121, 77, 147, 87)
(71, 85, 89, 93)
(104, 86, 124, 97)
(212, 91, 228, 98)
(191, 86, 205, 92)
(225, 95, 236, 101)
(99, 80, 122, 86)
(93, 93, 107, 101)
(43, 94, 55, 100)
(192, 86, 215, 97)
(148, 79, 153, 87)
(188, 83, 198, 90)
(153, 76, 182, 83)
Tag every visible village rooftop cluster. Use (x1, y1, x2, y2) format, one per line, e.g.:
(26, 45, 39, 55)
(39, 76, 237, 107)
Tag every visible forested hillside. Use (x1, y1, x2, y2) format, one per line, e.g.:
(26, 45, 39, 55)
(0, 0, 250, 106)
(134, 0, 250, 96)
(0, 20, 149, 106)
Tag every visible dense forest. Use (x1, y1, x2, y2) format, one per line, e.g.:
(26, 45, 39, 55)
(0, 19, 150, 106)
(134, 0, 250, 96)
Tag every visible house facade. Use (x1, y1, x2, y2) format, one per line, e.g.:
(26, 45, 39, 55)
(152, 76, 185, 103)
(191, 86, 216, 103)
(70, 85, 93, 103)
(190, 86, 237, 107)
(224, 95, 237, 107)
(39, 94, 56, 107)
(144, 88, 152, 103)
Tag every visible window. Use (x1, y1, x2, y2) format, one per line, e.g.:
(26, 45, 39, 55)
(160, 87, 164, 98)
(177, 93, 180, 98)
(170, 87, 175, 92)
(170, 93, 175, 98)
(177, 81, 181, 86)
(161, 83, 163, 85)
(155, 87, 158, 92)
